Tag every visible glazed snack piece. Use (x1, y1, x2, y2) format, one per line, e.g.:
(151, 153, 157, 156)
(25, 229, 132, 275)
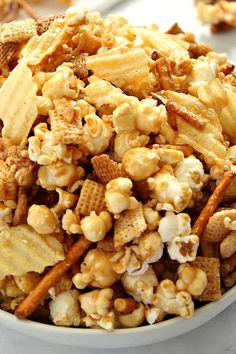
(196, 0, 236, 32)
(0, 6, 236, 330)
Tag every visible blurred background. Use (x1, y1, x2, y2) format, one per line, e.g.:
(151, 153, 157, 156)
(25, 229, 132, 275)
(23, 0, 236, 61)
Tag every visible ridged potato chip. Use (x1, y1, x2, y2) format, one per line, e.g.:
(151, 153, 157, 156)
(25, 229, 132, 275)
(21, 18, 68, 66)
(86, 47, 154, 98)
(131, 27, 189, 56)
(198, 79, 236, 144)
(0, 225, 65, 280)
(161, 91, 226, 166)
(0, 60, 38, 147)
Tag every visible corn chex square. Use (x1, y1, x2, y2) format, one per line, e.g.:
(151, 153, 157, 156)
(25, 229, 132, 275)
(191, 256, 221, 301)
(91, 154, 126, 185)
(114, 203, 147, 248)
(76, 179, 106, 217)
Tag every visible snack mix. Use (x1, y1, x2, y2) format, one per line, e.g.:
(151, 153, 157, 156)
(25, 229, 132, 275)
(0, 5, 236, 331)
(196, 0, 236, 32)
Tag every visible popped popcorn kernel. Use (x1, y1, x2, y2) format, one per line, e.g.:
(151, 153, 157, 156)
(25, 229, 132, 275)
(49, 290, 81, 326)
(81, 211, 112, 242)
(122, 147, 159, 182)
(158, 211, 191, 243)
(176, 264, 207, 296)
(175, 156, 207, 190)
(153, 279, 194, 318)
(148, 166, 192, 213)
(27, 204, 58, 234)
(62, 209, 81, 234)
(118, 303, 145, 328)
(143, 206, 160, 231)
(79, 288, 114, 317)
(105, 177, 138, 215)
(168, 235, 199, 263)
(38, 162, 84, 190)
(73, 249, 118, 289)
(121, 266, 158, 305)
(114, 131, 149, 162)
(132, 231, 164, 264)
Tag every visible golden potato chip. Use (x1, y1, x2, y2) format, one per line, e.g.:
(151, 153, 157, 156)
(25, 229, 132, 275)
(21, 18, 68, 66)
(0, 225, 65, 280)
(198, 79, 236, 144)
(131, 27, 189, 56)
(0, 60, 38, 147)
(161, 91, 226, 166)
(86, 47, 154, 98)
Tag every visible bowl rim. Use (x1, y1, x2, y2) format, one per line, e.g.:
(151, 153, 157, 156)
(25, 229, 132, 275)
(0, 285, 235, 335)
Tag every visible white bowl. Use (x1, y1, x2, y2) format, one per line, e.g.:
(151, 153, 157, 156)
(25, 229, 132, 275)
(0, 286, 235, 348)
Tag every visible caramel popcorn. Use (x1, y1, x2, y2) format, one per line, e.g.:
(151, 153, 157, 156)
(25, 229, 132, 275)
(145, 306, 165, 325)
(0, 5, 235, 331)
(79, 288, 114, 319)
(158, 211, 191, 243)
(114, 131, 150, 162)
(105, 177, 138, 215)
(27, 204, 58, 234)
(176, 264, 207, 296)
(122, 147, 159, 182)
(80, 211, 112, 242)
(175, 156, 208, 191)
(156, 147, 184, 166)
(38, 161, 84, 190)
(52, 188, 78, 214)
(121, 266, 158, 305)
(152, 279, 194, 319)
(168, 235, 199, 263)
(112, 99, 163, 135)
(131, 231, 164, 265)
(81, 113, 113, 155)
(73, 249, 118, 289)
(49, 290, 81, 326)
(62, 209, 81, 234)
(143, 206, 160, 231)
(118, 303, 145, 328)
(196, 0, 236, 32)
(148, 166, 192, 212)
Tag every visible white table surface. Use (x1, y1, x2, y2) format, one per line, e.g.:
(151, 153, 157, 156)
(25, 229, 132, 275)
(1, 0, 236, 353)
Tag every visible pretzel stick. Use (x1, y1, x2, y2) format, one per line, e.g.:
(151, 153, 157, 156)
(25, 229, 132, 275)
(219, 63, 235, 76)
(114, 298, 138, 314)
(15, 236, 91, 319)
(16, 0, 38, 19)
(192, 171, 234, 237)
(155, 57, 175, 90)
(167, 111, 178, 131)
(166, 100, 206, 130)
(2, 2, 20, 22)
